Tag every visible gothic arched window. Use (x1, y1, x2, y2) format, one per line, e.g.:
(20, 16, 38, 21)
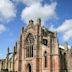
(44, 51, 47, 68)
(25, 33, 34, 58)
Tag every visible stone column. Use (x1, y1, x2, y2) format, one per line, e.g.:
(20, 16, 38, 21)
(18, 35, 22, 72)
(47, 34, 51, 72)
(13, 46, 15, 72)
(52, 32, 60, 72)
(64, 43, 69, 72)
(35, 18, 41, 72)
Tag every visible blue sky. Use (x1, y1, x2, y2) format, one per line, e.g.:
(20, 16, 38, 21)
(0, 0, 72, 59)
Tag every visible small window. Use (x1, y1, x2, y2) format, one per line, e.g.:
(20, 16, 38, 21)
(43, 39, 48, 46)
(44, 51, 47, 68)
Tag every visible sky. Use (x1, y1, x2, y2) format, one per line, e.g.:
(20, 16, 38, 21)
(0, 0, 72, 59)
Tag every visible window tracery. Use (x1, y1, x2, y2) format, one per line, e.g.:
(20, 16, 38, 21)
(25, 33, 34, 58)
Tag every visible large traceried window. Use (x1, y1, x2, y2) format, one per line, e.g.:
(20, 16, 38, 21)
(25, 33, 34, 58)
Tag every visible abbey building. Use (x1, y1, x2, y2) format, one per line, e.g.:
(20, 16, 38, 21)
(0, 18, 72, 72)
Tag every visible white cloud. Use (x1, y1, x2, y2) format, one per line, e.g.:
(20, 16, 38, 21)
(49, 19, 72, 41)
(49, 19, 72, 32)
(0, 0, 16, 21)
(49, 24, 56, 32)
(13, 0, 43, 6)
(0, 24, 6, 34)
(63, 30, 72, 41)
(21, 2, 57, 24)
(56, 19, 72, 32)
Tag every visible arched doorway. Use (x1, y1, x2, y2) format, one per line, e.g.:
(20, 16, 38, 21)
(27, 64, 31, 72)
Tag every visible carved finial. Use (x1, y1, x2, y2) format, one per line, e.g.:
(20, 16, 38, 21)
(54, 32, 57, 37)
(20, 34, 22, 41)
(7, 47, 9, 54)
(15, 42, 17, 52)
(22, 27, 24, 33)
(16, 42, 17, 48)
(28, 20, 34, 29)
(64, 42, 68, 51)
(13, 46, 15, 53)
(29, 20, 33, 25)
(37, 18, 41, 25)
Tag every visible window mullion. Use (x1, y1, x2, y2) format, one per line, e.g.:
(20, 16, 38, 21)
(30, 46, 32, 57)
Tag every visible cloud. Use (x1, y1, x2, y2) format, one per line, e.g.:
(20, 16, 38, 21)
(49, 24, 56, 32)
(0, 0, 16, 21)
(63, 30, 72, 41)
(13, 0, 43, 6)
(49, 19, 72, 41)
(49, 19, 72, 32)
(21, 2, 57, 24)
(0, 24, 6, 34)
(56, 19, 72, 32)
